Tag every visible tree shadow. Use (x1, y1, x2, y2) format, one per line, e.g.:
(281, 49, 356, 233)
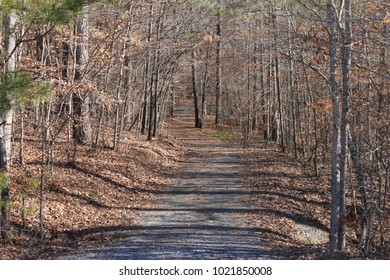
(57, 224, 287, 260)
(49, 184, 109, 209)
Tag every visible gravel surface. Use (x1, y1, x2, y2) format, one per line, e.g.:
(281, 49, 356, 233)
(61, 104, 275, 260)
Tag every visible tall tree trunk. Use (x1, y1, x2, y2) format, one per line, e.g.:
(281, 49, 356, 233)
(141, 60, 150, 135)
(113, 22, 130, 151)
(259, 21, 267, 140)
(147, 3, 161, 141)
(73, 5, 92, 145)
(287, 12, 298, 159)
(147, 69, 155, 141)
(192, 50, 202, 128)
(201, 43, 210, 130)
(338, 0, 352, 251)
(152, 68, 159, 138)
(144, 3, 154, 138)
(215, 1, 222, 125)
(0, 11, 17, 241)
(246, 22, 253, 141)
(348, 130, 368, 247)
(327, 0, 341, 253)
(152, 4, 165, 138)
(273, 13, 284, 152)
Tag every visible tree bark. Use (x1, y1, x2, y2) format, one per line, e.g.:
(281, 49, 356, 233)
(73, 5, 92, 145)
(338, 0, 352, 251)
(348, 129, 368, 247)
(327, 0, 341, 253)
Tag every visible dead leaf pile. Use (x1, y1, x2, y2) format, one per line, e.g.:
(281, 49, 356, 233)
(241, 147, 366, 259)
(1, 125, 183, 259)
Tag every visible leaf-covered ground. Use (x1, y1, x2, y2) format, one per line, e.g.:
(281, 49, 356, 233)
(1, 127, 182, 259)
(241, 146, 368, 259)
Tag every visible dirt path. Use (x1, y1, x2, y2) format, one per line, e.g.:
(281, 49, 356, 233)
(62, 104, 274, 259)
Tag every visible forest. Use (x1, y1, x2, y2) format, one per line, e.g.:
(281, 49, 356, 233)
(0, 0, 389, 259)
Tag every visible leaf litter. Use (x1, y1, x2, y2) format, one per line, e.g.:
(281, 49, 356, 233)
(1, 127, 183, 259)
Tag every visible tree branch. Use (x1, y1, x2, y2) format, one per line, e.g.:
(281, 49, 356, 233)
(351, 59, 390, 80)
(278, 51, 329, 84)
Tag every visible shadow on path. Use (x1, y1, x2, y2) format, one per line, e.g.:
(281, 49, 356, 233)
(61, 103, 276, 260)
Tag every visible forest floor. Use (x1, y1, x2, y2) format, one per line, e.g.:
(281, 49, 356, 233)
(1, 116, 183, 259)
(1, 101, 366, 259)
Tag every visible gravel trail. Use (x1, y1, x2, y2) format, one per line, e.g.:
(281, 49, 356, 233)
(62, 104, 273, 259)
